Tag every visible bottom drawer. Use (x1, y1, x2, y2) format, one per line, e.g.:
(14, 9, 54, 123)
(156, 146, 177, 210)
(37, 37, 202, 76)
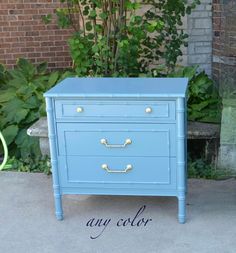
(58, 156, 177, 189)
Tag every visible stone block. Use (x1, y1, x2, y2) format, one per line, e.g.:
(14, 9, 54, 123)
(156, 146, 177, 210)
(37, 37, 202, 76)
(194, 5, 206, 11)
(188, 35, 213, 42)
(194, 18, 212, 29)
(188, 54, 211, 64)
(218, 144, 236, 169)
(199, 0, 212, 4)
(188, 42, 195, 54)
(190, 29, 207, 36)
(198, 64, 212, 76)
(190, 11, 210, 18)
(195, 46, 212, 53)
(206, 4, 212, 11)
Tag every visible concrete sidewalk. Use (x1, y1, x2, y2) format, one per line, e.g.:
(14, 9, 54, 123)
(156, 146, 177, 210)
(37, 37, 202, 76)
(0, 172, 236, 253)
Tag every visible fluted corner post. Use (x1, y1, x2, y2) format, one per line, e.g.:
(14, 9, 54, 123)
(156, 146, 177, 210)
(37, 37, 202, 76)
(177, 97, 186, 224)
(185, 98, 188, 195)
(46, 97, 63, 221)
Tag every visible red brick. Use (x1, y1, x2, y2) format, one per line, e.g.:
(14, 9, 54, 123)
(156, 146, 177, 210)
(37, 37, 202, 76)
(5, 37, 20, 43)
(8, 9, 23, 15)
(6, 60, 16, 65)
(41, 41, 54, 47)
(20, 47, 35, 53)
(6, 47, 21, 54)
(27, 52, 42, 58)
(42, 52, 56, 57)
(23, 9, 38, 15)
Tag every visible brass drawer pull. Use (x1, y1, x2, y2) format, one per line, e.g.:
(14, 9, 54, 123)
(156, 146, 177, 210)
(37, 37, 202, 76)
(100, 138, 132, 148)
(101, 164, 132, 173)
(145, 107, 152, 113)
(76, 107, 83, 113)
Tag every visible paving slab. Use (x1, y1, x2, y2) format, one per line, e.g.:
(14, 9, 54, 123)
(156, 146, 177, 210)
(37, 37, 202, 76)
(0, 172, 236, 253)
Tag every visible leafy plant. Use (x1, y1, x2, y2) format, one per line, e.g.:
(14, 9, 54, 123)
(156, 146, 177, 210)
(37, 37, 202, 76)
(188, 156, 236, 179)
(0, 59, 61, 159)
(169, 65, 222, 123)
(41, 1, 222, 123)
(43, 0, 200, 77)
(1, 156, 51, 174)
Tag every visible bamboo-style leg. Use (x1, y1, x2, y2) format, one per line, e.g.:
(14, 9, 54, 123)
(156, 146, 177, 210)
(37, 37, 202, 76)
(54, 185, 63, 220)
(177, 97, 187, 224)
(46, 97, 64, 221)
(178, 193, 186, 224)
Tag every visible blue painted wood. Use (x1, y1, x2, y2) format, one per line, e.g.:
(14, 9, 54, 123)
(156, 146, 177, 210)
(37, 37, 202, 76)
(45, 97, 63, 220)
(59, 156, 176, 187)
(56, 123, 176, 157)
(44, 77, 188, 98)
(44, 77, 188, 223)
(177, 98, 186, 224)
(55, 100, 176, 121)
(61, 187, 179, 196)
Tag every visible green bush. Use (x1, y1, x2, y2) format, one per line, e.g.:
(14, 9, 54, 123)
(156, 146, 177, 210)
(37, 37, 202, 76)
(188, 157, 236, 179)
(0, 59, 61, 159)
(43, 0, 200, 77)
(169, 65, 222, 123)
(1, 156, 51, 174)
(41, 0, 222, 124)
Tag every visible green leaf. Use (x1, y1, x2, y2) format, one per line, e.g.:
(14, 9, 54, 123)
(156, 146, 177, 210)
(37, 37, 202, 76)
(0, 89, 15, 103)
(16, 86, 35, 99)
(1, 99, 29, 123)
(2, 125, 19, 145)
(183, 66, 198, 79)
(15, 129, 28, 146)
(99, 12, 108, 20)
(16, 58, 35, 79)
(0, 64, 5, 73)
(12, 109, 29, 124)
(56, 9, 71, 28)
(48, 71, 59, 87)
(1, 98, 23, 113)
(24, 96, 40, 109)
(15, 129, 41, 159)
(83, 6, 89, 16)
(24, 111, 40, 124)
(85, 21, 93, 31)
(89, 10, 97, 18)
(42, 14, 52, 24)
(37, 62, 48, 74)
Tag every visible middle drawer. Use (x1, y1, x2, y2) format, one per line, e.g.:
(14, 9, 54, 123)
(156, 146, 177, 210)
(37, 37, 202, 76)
(57, 123, 176, 157)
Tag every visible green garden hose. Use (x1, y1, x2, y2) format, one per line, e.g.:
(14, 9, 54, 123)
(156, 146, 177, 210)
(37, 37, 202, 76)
(0, 131, 9, 170)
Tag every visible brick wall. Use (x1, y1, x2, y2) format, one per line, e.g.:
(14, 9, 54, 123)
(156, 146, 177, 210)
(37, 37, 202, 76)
(213, 0, 236, 170)
(212, 0, 236, 89)
(0, 0, 215, 74)
(0, 0, 73, 69)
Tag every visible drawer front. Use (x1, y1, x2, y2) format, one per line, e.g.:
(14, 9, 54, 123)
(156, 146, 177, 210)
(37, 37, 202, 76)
(58, 156, 176, 188)
(57, 123, 176, 157)
(55, 100, 176, 121)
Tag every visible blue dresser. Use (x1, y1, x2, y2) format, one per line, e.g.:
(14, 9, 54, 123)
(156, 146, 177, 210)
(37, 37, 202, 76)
(44, 77, 188, 223)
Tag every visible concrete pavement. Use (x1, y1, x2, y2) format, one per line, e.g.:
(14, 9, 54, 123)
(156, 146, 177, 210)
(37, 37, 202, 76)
(0, 172, 236, 253)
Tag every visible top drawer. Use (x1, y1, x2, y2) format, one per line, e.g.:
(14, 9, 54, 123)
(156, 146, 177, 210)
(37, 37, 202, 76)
(55, 100, 176, 121)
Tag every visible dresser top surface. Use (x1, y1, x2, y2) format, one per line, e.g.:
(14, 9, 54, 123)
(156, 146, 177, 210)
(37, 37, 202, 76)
(44, 77, 188, 98)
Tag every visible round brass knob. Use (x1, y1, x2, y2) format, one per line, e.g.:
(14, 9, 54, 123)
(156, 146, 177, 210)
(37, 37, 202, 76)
(101, 164, 108, 169)
(100, 138, 107, 144)
(76, 107, 83, 113)
(125, 138, 132, 145)
(126, 164, 132, 170)
(145, 107, 152, 113)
